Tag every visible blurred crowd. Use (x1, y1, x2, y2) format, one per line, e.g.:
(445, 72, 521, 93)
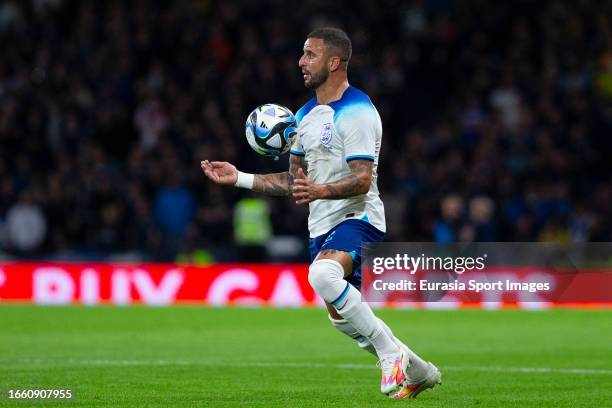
(0, 0, 611, 261)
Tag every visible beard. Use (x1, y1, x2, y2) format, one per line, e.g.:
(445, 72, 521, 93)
(304, 68, 329, 90)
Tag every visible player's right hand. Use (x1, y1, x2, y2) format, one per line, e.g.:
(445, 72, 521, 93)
(200, 160, 238, 185)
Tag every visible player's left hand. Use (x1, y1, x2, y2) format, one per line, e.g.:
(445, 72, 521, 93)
(292, 168, 322, 205)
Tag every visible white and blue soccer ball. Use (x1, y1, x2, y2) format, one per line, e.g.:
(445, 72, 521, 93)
(245, 104, 297, 156)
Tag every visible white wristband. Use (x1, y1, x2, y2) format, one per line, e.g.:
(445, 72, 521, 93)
(234, 171, 255, 189)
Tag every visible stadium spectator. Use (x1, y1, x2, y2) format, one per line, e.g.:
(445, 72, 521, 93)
(3, 189, 47, 253)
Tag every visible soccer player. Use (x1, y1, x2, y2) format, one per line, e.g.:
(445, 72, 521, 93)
(201, 27, 441, 399)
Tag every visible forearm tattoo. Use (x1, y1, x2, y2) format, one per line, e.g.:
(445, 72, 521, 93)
(252, 155, 306, 196)
(288, 154, 306, 190)
(322, 160, 372, 199)
(253, 172, 290, 196)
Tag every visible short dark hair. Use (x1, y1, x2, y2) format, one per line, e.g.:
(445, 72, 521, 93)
(307, 27, 352, 66)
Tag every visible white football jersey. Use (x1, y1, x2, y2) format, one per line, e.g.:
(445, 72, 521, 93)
(290, 86, 386, 238)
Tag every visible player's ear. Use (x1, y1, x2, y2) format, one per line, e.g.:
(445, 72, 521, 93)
(328, 56, 341, 72)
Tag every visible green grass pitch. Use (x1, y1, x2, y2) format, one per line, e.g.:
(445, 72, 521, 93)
(0, 305, 611, 407)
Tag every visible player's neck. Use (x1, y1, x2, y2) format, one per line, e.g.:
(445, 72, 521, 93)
(315, 78, 349, 105)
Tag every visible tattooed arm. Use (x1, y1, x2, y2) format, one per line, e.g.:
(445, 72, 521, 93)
(253, 154, 306, 196)
(292, 159, 372, 204)
(201, 155, 307, 197)
(252, 172, 290, 196)
(320, 159, 372, 199)
(252, 154, 306, 196)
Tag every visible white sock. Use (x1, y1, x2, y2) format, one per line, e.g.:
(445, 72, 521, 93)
(308, 259, 350, 306)
(329, 314, 430, 379)
(335, 285, 399, 356)
(308, 259, 399, 357)
(329, 315, 377, 357)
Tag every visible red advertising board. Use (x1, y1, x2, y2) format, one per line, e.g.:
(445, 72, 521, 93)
(0, 263, 319, 306)
(0, 262, 610, 308)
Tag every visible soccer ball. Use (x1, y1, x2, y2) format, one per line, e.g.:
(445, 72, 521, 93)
(245, 104, 297, 157)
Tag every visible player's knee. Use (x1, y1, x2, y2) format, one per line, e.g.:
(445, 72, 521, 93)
(308, 259, 344, 294)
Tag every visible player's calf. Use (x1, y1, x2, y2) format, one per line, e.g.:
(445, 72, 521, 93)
(328, 315, 377, 357)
